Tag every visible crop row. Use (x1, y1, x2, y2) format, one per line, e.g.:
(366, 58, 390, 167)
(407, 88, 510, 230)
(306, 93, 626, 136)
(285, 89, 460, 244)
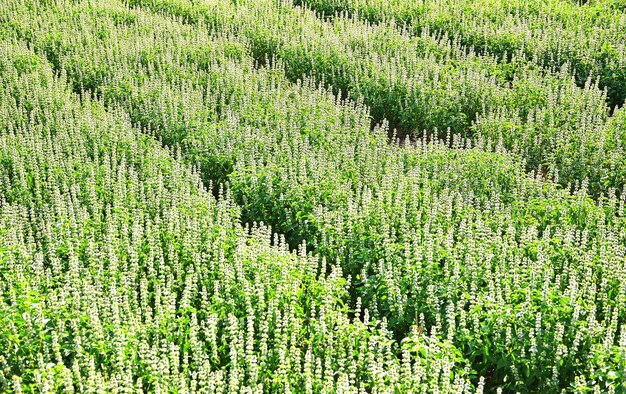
(0, 40, 477, 393)
(118, 0, 626, 198)
(1, 0, 625, 391)
(295, 0, 626, 109)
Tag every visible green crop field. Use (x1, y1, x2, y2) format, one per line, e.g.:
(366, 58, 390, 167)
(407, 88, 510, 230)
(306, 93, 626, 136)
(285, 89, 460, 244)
(0, 0, 625, 392)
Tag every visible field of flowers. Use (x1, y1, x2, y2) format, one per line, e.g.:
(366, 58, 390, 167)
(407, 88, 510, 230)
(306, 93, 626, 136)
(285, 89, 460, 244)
(0, 0, 625, 392)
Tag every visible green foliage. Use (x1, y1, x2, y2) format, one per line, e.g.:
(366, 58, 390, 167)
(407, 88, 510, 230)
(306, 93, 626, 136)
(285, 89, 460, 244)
(297, 0, 626, 108)
(0, 43, 467, 393)
(126, 0, 626, 197)
(1, 0, 626, 393)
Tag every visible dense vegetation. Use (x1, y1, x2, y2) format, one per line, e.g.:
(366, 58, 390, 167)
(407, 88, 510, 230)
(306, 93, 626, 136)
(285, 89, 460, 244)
(0, 0, 625, 392)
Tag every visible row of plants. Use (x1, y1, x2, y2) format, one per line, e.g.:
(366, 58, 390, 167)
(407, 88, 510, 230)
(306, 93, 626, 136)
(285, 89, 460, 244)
(294, 0, 626, 109)
(118, 0, 626, 197)
(0, 41, 472, 393)
(1, 1, 624, 391)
